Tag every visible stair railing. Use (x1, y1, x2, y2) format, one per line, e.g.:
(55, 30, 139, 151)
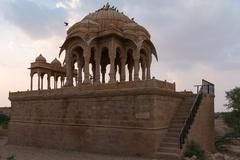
(179, 79, 214, 149)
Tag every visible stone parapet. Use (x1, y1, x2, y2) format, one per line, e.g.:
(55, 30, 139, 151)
(9, 79, 176, 101)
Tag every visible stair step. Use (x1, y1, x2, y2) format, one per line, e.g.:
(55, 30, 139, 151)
(163, 138, 179, 143)
(161, 142, 179, 148)
(172, 117, 186, 121)
(168, 128, 182, 132)
(170, 123, 183, 128)
(172, 118, 185, 123)
(154, 151, 180, 160)
(167, 132, 179, 137)
(175, 112, 189, 115)
(158, 146, 180, 153)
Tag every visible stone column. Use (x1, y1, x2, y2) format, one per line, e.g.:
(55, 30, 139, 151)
(41, 75, 44, 90)
(101, 64, 106, 83)
(128, 62, 133, 81)
(30, 74, 33, 91)
(83, 47, 91, 84)
(77, 60, 82, 85)
(54, 76, 57, 89)
(47, 74, 50, 90)
(38, 72, 40, 90)
(61, 77, 64, 87)
(133, 49, 140, 81)
(120, 57, 126, 82)
(65, 50, 73, 87)
(141, 62, 146, 80)
(94, 54, 101, 84)
(147, 54, 152, 80)
(109, 46, 116, 83)
(92, 63, 96, 83)
(134, 59, 140, 81)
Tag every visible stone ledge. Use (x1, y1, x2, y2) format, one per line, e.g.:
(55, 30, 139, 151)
(10, 121, 169, 131)
(9, 79, 178, 101)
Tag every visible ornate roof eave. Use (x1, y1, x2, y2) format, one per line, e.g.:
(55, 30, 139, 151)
(59, 35, 86, 57)
(59, 30, 156, 59)
(137, 40, 158, 61)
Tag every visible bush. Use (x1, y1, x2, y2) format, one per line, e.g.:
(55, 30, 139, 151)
(215, 134, 231, 151)
(221, 112, 240, 134)
(0, 114, 10, 129)
(184, 141, 206, 160)
(7, 155, 16, 160)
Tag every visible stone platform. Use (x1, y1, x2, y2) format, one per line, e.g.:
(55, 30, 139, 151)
(8, 80, 186, 157)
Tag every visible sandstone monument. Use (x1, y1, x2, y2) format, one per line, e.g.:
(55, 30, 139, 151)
(8, 3, 215, 159)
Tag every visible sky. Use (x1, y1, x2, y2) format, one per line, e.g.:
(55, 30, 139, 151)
(0, 0, 240, 112)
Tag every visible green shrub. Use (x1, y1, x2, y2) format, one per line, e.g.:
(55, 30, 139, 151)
(222, 111, 240, 134)
(7, 155, 16, 160)
(215, 134, 231, 151)
(184, 141, 206, 160)
(0, 114, 10, 129)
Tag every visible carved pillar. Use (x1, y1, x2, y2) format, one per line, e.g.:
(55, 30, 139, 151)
(30, 74, 33, 91)
(65, 50, 73, 87)
(109, 45, 116, 83)
(133, 49, 140, 81)
(101, 64, 106, 83)
(47, 74, 50, 90)
(83, 47, 91, 84)
(92, 62, 96, 82)
(94, 53, 101, 84)
(147, 54, 152, 80)
(120, 56, 126, 82)
(41, 75, 44, 90)
(37, 72, 40, 90)
(77, 59, 83, 85)
(141, 62, 146, 80)
(54, 76, 57, 89)
(140, 54, 146, 80)
(128, 62, 133, 81)
(61, 77, 64, 88)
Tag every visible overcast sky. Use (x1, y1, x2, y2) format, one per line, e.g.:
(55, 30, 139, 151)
(0, 0, 240, 112)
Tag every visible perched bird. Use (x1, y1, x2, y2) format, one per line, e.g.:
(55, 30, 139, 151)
(64, 22, 69, 26)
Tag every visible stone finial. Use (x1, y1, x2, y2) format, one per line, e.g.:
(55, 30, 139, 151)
(35, 54, 46, 63)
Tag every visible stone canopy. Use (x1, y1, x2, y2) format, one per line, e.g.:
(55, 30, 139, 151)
(59, 3, 158, 87)
(29, 3, 159, 91)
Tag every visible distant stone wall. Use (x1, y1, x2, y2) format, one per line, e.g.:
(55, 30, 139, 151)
(8, 80, 182, 157)
(186, 95, 215, 153)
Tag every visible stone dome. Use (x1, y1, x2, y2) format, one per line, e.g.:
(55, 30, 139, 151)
(66, 3, 150, 41)
(35, 54, 46, 63)
(51, 58, 61, 67)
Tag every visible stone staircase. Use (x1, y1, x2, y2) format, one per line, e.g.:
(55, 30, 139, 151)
(154, 95, 195, 160)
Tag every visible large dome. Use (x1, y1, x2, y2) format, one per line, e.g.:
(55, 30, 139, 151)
(66, 3, 151, 42)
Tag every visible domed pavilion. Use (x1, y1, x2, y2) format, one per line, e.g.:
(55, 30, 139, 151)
(9, 3, 215, 159)
(60, 2, 157, 86)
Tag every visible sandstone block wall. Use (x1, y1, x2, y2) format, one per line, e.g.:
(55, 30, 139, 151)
(186, 95, 215, 153)
(8, 86, 182, 157)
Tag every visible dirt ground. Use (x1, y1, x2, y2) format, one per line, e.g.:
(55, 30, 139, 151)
(0, 136, 151, 160)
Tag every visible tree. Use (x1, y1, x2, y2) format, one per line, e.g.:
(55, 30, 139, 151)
(224, 87, 240, 134)
(225, 87, 240, 112)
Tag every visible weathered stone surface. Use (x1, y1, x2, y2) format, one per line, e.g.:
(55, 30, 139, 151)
(8, 81, 183, 157)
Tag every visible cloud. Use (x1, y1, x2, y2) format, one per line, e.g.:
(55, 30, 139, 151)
(119, 0, 240, 70)
(56, 0, 81, 9)
(0, 0, 68, 40)
(0, 0, 240, 112)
